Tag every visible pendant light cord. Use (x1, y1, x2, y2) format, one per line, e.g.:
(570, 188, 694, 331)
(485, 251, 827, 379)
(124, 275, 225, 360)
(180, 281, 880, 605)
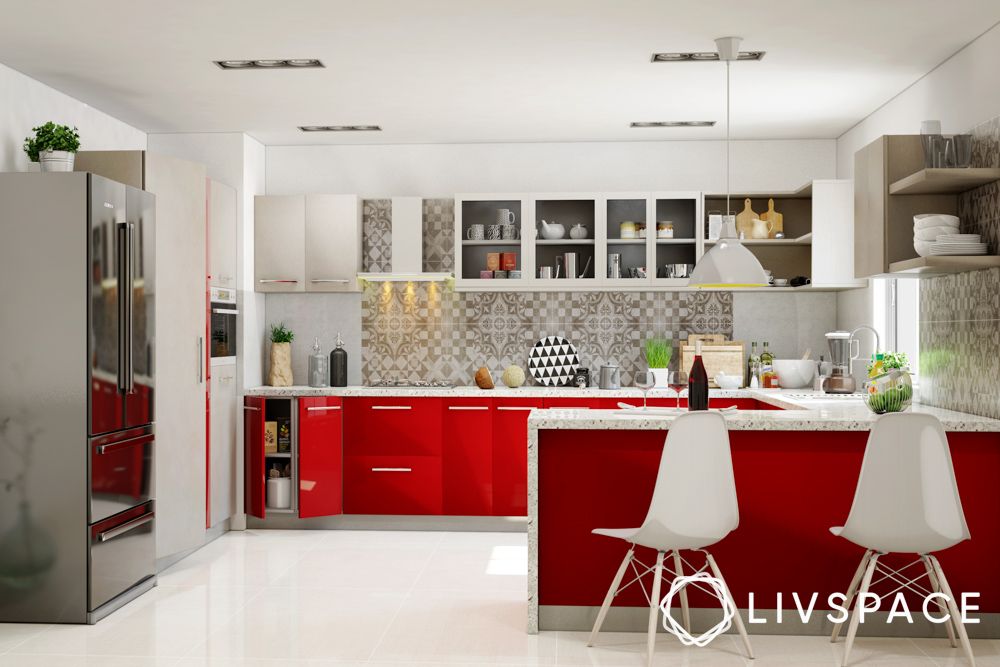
(725, 58, 731, 219)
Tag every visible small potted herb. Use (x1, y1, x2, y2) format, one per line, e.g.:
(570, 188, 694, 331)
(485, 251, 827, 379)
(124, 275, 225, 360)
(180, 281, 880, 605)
(644, 337, 672, 388)
(267, 323, 295, 387)
(23, 123, 81, 172)
(864, 351, 913, 414)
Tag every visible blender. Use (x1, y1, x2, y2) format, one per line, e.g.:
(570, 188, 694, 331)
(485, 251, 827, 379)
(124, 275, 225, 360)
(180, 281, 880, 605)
(822, 331, 856, 394)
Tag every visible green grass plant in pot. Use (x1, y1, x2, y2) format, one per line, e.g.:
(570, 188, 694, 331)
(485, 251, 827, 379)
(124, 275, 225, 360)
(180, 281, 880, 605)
(864, 351, 913, 414)
(644, 337, 672, 388)
(268, 323, 295, 387)
(23, 122, 81, 172)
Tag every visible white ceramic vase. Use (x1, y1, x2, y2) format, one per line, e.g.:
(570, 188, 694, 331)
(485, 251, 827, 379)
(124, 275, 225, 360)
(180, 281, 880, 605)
(38, 150, 75, 172)
(650, 368, 670, 388)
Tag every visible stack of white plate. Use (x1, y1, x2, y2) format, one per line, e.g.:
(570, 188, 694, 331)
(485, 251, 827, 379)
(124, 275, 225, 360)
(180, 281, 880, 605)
(930, 233, 988, 256)
(913, 214, 960, 257)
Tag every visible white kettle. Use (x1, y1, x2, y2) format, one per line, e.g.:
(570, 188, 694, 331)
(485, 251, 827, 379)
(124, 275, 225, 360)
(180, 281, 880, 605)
(539, 219, 566, 240)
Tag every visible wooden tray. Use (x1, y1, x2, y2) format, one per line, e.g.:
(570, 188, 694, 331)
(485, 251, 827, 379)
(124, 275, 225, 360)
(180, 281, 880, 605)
(680, 336, 745, 388)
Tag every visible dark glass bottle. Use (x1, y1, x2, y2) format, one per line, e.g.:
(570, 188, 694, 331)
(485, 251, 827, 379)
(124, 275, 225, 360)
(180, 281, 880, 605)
(330, 332, 348, 387)
(688, 339, 710, 411)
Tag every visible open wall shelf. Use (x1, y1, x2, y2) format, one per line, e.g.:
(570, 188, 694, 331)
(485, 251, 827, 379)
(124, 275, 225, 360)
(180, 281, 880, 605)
(888, 168, 1000, 195)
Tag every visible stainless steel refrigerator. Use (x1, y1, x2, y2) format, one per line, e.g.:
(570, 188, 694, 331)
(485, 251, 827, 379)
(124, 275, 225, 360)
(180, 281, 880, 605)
(0, 172, 156, 623)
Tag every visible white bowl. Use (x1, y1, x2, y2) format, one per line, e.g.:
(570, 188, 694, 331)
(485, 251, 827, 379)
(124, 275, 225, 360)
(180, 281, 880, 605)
(772, 359, 816, 389)
(914, 240, 934, 257)
(914, 214, 960, 229)
(914, 225, 959, 241)
(715, 373, 741, 390)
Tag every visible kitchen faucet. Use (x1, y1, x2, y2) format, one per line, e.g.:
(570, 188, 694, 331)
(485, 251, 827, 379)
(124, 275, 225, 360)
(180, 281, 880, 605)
(849, 325, 880, 363)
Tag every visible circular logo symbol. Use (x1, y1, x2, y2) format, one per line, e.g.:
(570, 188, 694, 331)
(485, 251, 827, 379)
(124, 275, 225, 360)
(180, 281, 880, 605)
(659, 572, 736, 646)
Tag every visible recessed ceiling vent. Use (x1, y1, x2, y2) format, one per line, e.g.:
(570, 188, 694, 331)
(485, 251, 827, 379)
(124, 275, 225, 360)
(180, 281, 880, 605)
(630, 121, 716, 128)
(298, 125, 382, 132)
(651, 51, 765, 62)
(214, 59, 324, 69)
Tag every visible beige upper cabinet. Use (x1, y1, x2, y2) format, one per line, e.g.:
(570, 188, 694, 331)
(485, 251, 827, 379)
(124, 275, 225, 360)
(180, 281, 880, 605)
(254, 194, 361, 292)
(305, 195, 362, 292)
(209, 180, 238, 288)
(255, 195, 306, 292)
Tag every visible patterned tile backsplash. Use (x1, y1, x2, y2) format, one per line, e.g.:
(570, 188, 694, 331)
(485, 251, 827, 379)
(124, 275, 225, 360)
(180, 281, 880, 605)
(921, 114, 1000, 419)
(362, 282, 732, 386)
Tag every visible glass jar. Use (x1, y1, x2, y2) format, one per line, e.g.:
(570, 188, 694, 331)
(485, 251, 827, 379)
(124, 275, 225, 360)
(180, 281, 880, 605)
(308, 337, 329, 388)
(864, 369, 913, 414)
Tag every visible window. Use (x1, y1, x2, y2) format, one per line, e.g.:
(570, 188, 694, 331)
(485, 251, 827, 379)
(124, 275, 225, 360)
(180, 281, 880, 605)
(877, 278, 920, 377)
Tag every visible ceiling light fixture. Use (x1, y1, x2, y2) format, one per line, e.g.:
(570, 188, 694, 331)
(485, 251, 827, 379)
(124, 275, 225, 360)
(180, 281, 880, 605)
(214, 59, 324, 69)
(687, 36, 770, 289)
(651, 50, 765, 63)
(631, 121, 716, 128)
(298, 125, 382, 132)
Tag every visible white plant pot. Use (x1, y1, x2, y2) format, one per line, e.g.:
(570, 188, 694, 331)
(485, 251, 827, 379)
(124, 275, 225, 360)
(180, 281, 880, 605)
(38, 150, 75, 172)
(650, 368, 670, 388)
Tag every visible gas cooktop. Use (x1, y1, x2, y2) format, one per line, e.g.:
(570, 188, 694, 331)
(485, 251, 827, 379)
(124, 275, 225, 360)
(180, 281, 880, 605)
(366, 379, 455, 388)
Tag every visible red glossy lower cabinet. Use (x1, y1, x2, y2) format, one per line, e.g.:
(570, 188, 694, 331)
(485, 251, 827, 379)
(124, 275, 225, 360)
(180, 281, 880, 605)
(344, 397, 442, 457)
(244, 396, 266, 519)
(442, 399, 493, 515)
(344, 455, 442, 515)
(542, 397, 606, 409)
(492, 398, 543, 516)
(298, 397, 343, 518)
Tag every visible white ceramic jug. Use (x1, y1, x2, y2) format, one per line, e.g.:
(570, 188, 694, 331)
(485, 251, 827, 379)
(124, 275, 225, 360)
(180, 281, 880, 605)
(749, 218, 773, 239)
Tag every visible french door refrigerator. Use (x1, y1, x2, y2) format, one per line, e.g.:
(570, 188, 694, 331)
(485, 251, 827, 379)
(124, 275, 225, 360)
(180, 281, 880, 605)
(0, 172, 156, 623)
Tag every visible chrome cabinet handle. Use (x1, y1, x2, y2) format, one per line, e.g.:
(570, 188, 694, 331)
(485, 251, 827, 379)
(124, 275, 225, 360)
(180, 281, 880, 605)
(496, 406, 536, 411)
(212, 308, 239, 315)
(96, 432, 154, 455)
(197, 336, 204, 384)
(371, 467, 411, 473)
(258, 279, 299, 284)
(371, 405, 411, 410)
(306, 405, 342, 412)
(447, 406, 489, 411)
(310, 279, 350, 283)
(552, 406, 591, 410)
(243, 405, 262, 412)
(98, 511, 154, 542)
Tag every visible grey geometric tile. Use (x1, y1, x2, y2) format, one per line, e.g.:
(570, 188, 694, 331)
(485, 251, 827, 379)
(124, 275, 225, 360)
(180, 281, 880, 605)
(362, 199, 392, 273)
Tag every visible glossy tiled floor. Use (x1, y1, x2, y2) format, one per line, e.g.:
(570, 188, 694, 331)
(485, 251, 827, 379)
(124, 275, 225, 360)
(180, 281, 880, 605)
(1, 529, 998, 666)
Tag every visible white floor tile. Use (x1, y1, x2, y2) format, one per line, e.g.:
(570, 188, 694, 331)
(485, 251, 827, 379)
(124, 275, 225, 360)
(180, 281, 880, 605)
(558, 630, 748, 666)
(0, 623, 49, 654)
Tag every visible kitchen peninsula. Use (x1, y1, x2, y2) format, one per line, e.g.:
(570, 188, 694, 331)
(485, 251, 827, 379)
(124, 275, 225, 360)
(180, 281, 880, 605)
(526, 394, 1000, 637)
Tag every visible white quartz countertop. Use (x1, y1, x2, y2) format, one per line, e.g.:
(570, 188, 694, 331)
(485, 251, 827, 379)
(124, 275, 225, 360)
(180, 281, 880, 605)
(527, 391, 1000, 432)
(247, 384, 762, 399)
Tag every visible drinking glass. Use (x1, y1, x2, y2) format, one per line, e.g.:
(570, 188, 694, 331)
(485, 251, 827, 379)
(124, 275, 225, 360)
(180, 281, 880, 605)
(668, 370, 688, 411)
(635, 370, 654, 410)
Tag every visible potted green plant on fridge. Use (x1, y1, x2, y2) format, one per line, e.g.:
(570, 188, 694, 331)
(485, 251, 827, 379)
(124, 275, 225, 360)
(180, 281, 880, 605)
(268, 323, 295, 387)
(23, 122, 81, 172)
(644, 337, 672, 388)
(864, 351, 913, 413)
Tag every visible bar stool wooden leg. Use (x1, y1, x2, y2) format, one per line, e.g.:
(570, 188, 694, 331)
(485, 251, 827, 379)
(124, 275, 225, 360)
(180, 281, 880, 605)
(832, 550, 873, 643)
(842, 553, 879, 667)
(922, 555, 958, 649)
(647, 551, 665, 667)
(705, 551, 753, 660)
(930, 555, 976, 667)
(672, 550, 691, 632)
(588, 547, 635, 647)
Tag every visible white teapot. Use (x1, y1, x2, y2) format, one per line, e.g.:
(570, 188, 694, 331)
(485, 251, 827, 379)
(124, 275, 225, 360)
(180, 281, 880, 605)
(539, 219, 566, 240)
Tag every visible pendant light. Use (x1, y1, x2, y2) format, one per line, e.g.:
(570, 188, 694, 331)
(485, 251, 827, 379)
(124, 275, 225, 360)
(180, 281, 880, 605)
(688, 36, 769, 288)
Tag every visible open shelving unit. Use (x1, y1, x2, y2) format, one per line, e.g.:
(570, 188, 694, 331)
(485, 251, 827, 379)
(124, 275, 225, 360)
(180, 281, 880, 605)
(888, 168, 1000, 195)
(888, 256, 1000, 276)
(262, 398, 297, 515)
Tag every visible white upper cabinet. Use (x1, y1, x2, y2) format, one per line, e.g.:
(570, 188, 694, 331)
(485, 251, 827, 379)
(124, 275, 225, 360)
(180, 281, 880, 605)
(209, 180, 237, 288)
(811, 179, 865, 287)
(305, 195, 362, 291)
(254, 195, 362, 293)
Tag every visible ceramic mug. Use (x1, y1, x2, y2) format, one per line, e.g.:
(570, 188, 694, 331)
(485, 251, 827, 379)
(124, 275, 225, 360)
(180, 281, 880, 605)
(487, 224, 502, 240)
(501, 224, 519, 240)
(539, 266, 554, 279)
(467, 224, 485, 240)
(496, 209, 516, 225)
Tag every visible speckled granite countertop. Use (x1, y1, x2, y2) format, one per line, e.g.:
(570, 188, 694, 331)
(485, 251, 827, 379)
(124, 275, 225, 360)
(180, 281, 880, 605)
(245, 384, 759, 398)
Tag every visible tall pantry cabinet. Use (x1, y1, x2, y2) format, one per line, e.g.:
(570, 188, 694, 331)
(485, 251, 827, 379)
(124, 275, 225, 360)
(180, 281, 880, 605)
(75, 151, 209, 562)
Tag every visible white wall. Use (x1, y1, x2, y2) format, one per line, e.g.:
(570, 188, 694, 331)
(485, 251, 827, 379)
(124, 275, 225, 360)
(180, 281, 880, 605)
(266, 139, 836, 196)
(0, 62, 145, 172)
(837, 22, 1000, 178)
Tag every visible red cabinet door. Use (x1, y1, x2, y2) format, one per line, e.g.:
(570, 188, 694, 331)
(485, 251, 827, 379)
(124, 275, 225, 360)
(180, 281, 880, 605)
(244, 396, 266, 519)
(344, 397, 442, 456)
(344, 455, 442, 514)
(442, 399, 493, 515)
(298, 397, 343, 518)
(492, 398, 543, 516)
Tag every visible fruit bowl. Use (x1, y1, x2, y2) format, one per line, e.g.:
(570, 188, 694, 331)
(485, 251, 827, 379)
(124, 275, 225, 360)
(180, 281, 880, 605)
(864, 369, 913, 414)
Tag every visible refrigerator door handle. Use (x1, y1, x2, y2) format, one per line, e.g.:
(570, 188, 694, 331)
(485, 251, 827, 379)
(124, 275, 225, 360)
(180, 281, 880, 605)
(127, 222, 135, 393)
(116, 222, 129, 394)
(197, 336, 204, 384)
(97, 511, 154, 542)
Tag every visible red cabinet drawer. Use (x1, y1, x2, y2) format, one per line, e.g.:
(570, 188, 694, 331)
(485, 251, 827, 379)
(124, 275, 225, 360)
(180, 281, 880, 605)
(344, 397, 442, 456)
(298, 397, 343, 519)
(442, 399, 493, 515)
(492, 398, 543, 516)
(344, 455, 442, 515)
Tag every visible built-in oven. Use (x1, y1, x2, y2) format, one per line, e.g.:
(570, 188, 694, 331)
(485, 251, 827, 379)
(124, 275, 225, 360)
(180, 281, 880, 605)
(210, 286, 238, 363)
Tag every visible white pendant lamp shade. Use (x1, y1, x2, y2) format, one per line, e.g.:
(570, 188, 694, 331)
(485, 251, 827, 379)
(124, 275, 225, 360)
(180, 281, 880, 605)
(688, 238, 769, 288)
(687, 35, 770, 288)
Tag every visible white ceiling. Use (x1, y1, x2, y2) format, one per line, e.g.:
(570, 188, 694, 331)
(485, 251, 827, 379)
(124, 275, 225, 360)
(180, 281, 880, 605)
(2, 0, 998, 145)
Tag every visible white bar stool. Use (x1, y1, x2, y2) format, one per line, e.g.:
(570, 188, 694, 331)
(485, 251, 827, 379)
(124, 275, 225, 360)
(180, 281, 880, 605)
(830, 413, 974, 666)
(587, 411, 753, 667)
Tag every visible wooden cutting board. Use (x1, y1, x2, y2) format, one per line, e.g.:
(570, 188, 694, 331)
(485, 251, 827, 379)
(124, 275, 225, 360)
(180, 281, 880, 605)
(735, 198, 757, 239)
(680, 337, 745, 388)
(759, 198, 783, 239)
